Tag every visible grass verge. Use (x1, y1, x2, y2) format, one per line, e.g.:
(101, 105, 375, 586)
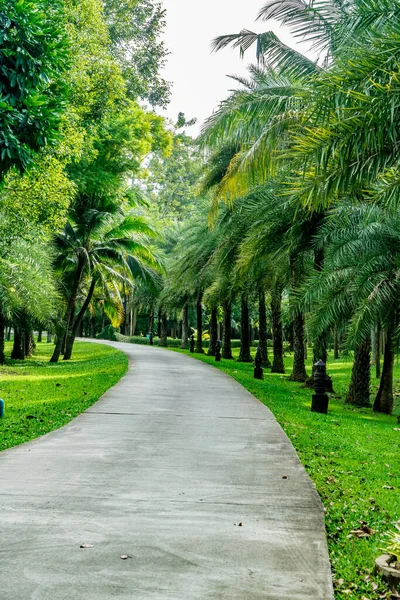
(0, 341, 128, 451)
(171, 347, 400, 600)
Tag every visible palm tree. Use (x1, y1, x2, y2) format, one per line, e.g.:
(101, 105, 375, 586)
(0, 231, 57, 364)
(302, 201, 400, 414)
(51, 197, 161, 362)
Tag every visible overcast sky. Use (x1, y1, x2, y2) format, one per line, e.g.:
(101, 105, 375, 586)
(158, 0, 310, 135)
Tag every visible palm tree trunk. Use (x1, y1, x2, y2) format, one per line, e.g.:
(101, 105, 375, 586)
(374, 325, 395, 414)
(148, 306, 155, 334)
(222, 300, 233, 359)
(258, 289, 271, 368)
(63, 259, 84, 348)
(374, 323, 381, 378)
(195, 291, 204, 353)
(346, 337, 371, 407)
(24, 329, 35, 357)
(181, 304, 189, 349)
(160, 312, 168, 347)
(288, 253, 307, 381)
(238, 293, 252, 362)
(208, 306, 218, 356)
(47, 330, 52, 343)
(0, 312, 5, 365)
(131, 306, 138, 337)
(90, 316, 96, 338)
(37, 330, 42, 343)
(289, 311, 307, 381)
(63, 278, 97, 361)
(50, 324, 65, 363)
(271, 284, 285, 374)
(157, 308, 162, 337)
(6, 326, 11, 341)
(11, 326, 25, 360)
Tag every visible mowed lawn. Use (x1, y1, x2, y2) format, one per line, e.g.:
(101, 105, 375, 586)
(0, 341, 128, 452)
(172, 347, 400, 600)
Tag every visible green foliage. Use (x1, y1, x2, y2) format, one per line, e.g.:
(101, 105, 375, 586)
(0, 341, 128, 451)
(103, 0, 171, 107)
(97, 324, 117, 341)
(0, 223, 58, 323)
(0, 0, 69, 177)
(145, 126, 203, 224)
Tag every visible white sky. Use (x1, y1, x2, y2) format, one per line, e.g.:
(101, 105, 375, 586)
(159, 0, 311, 135)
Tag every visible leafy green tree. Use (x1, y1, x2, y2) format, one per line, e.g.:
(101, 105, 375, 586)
(0, 0, 69, 178)
(103, 0, 171, 107)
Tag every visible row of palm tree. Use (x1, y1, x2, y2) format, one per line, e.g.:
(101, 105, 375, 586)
(154, 0, 400, 416)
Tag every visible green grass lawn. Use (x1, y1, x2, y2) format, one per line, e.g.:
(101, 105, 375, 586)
(171, 346, 400, 600)
(0, 341, 128, 452)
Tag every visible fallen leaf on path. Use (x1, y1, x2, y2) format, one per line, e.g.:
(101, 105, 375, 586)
(238, 522, 243, 527)
(120, 555, 132, 560)
(80, 544, 94, 549)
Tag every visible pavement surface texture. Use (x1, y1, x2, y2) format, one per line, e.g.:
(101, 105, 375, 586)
(0, 341, 334, 600)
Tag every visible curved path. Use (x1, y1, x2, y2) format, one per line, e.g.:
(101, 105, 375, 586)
(0, 341, 334, 600)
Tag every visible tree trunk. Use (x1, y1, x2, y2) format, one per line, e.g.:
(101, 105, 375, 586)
(11, 326, 25, 360)
(63, 259, 85, 353)
(238, 293, 252, 362)
(160, 312, 168, 347)
(333, 329, 340, 359)
(47, 331, 52, 343)
(6, 326, 11, 341)
(374, 327, 395, 414)
(271, 284, 285, 373)
(195, 292, 204, 353)
(37, 330, 42, 343)
(148, 306, 155, 334)
(288, 254, 307, 381)
(0, 312, 5, 365)
(222, 301, 233, 359)
(208, 306, 218, 356)
(258, 290, 271, 368)
(50, 323, 65, 363)
(157, 308, 162, 338)
(374, 323, 381, 379)
(24, 330, 35, 357)
(289, 311, 307, 381)
(181, 304, 189, 349)
(131, 306, 138, 337)
(346, 337, 371, 407)
(64, 278, 97, 361)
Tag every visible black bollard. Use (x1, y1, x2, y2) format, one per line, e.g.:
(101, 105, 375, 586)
(311, 359, 329, 414)
(190, 334, 195, 353)
(149, 332, 153, 346)
(215, 340, 221, 362)
(254, 346, 264, 380)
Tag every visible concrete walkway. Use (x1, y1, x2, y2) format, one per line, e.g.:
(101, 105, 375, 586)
(0, 342, 334, 600)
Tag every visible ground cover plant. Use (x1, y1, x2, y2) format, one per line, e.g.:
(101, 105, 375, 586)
(171, 347, 400, 600)
(0, 341, 127, 451)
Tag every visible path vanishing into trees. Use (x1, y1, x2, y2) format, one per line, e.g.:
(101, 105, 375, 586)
(0, 341, 334, 600)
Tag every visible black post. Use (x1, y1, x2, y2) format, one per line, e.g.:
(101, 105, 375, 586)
(190, 334, 195, 353)
(254, 347, 264, 380)
(311, 360, 329, 414)
(149, 332, 153, 346)
(215, 340, 221, 362)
